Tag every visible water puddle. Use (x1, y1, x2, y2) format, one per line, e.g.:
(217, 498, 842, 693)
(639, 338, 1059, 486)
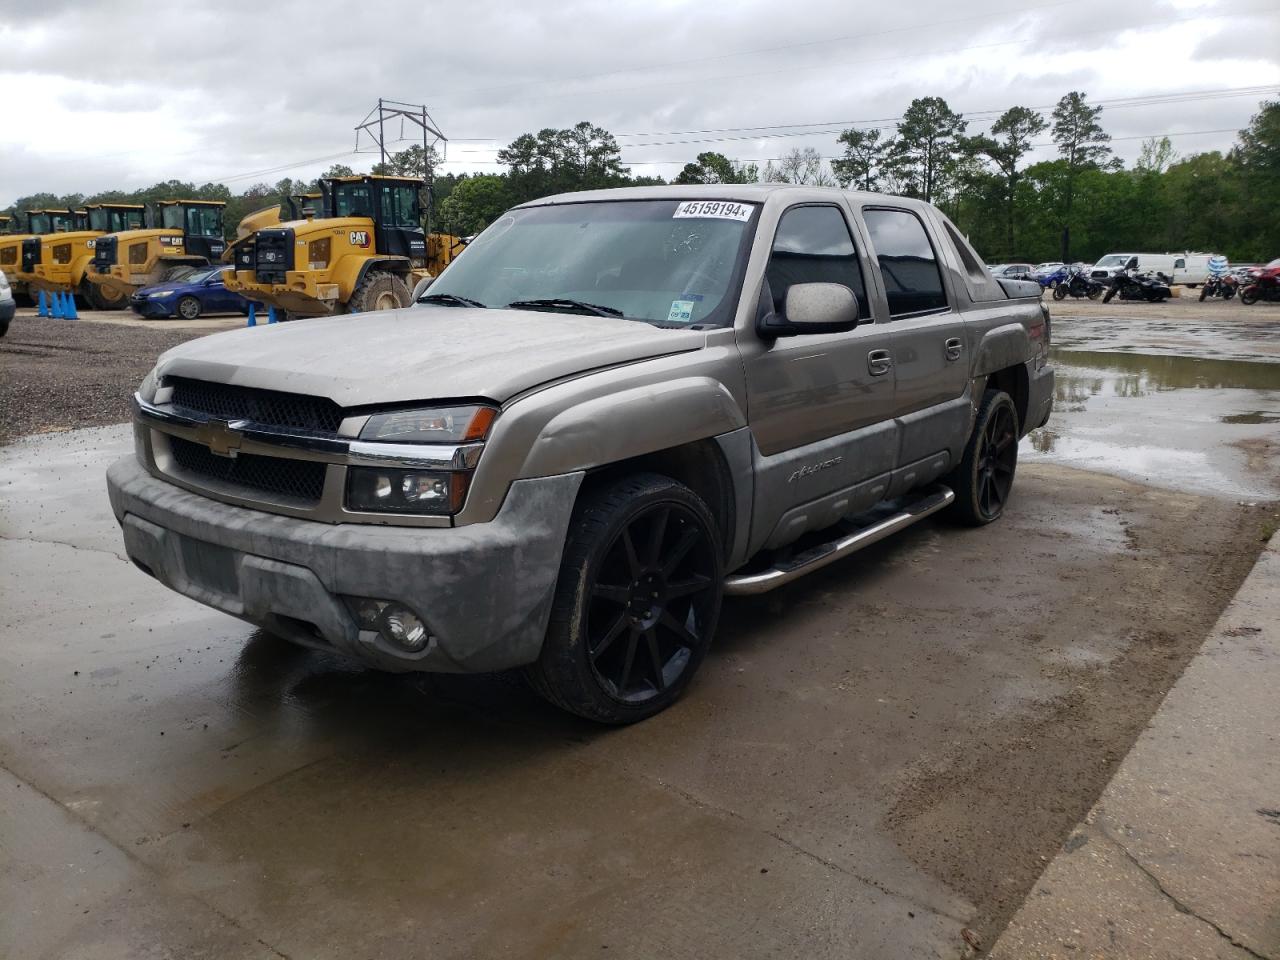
(1025, 347, 1280, 499)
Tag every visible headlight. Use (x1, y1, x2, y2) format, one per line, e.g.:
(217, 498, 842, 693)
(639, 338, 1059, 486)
(347, 404, 498, 515)
(346, 467, 464, 515)
(359, 405, 496, 444)
(149, 289, 175, 298)
(307, 237, 330, 270)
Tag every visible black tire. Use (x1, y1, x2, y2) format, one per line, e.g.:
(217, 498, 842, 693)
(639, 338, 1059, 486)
(525, 473, 724, 724)
(1199, 285, 1209, 302)
(346, 270, 411, 314)
(1052, 284, 1067, 301)
(1240, 288, 1259, 306)
(1102, 286, 1116, 304)
(1224, 286, 1236, 300)
(945, 389, 1019, 527)
(1087, 285, 1101, 300)
(176, 295, 202, 320)
(84, 280, 128, 311)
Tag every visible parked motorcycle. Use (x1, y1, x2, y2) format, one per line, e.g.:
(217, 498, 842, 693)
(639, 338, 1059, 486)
(1240, 260, 1280, 305)
(1053, 267, 1104, 300)
(1198, 274, 1238, 300)
(1102, 269, 1172, 303)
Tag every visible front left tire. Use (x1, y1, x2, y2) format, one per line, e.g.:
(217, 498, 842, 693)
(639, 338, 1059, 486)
(176, 295, 202, 320)
(525, 473, 724, 724)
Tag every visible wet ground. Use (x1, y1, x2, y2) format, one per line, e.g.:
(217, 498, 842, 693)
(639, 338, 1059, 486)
(1028, 310, 1280, 500)
(2, 303, 1278, 959)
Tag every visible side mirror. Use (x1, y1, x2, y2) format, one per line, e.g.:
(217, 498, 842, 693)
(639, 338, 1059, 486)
(758, 282, 860, 338)
(411, 275, 435, 301)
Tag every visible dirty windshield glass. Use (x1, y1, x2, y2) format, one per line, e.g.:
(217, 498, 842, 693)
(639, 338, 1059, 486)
(426, 199, 756, 327)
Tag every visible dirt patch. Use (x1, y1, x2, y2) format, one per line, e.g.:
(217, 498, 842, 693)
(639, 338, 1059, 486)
(0, 315, 227, 445)
(885, 473, 1272, 946)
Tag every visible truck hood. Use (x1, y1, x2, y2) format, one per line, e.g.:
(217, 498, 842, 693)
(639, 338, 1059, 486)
(154, 307, 707, 407)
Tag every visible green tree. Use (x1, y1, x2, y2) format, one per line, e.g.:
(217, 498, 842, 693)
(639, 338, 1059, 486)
(831, 128, 888, 191)
(498, 122, 629, 203)
(675, 151, 758, 184)
(1051, 91, 1115, 259)
(885, 97, 967, 203)
(973, 106, 1047, 257)
(437, 175, 513, 236)
(1231, 99, 1280, 258)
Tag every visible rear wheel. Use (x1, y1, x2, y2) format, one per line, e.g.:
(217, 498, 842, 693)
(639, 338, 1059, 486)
(1199, 285, 1210, 302)
(1052, 284, 1067, 301)
(945, 389, 1019, 527)
(346, 270, 411, 314)
(525, 473, 724, 724)
(1102, 286, 1117, 304)
(1241, 288, 1259, 305)
(1087, 285, 1101, 300)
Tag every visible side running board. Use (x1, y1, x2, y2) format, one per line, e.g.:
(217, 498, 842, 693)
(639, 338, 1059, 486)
(723, 485, 955, 596)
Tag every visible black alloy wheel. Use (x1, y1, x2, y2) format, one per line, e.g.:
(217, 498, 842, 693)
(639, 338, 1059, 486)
(974, 401, 1018, 520)
(526, 473, 723, 723)
(945, 389, 1020, 526)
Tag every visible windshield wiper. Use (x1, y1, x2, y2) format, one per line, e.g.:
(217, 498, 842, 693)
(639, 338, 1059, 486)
(418, 292, 487, 308)
(506, 298, 624, 318)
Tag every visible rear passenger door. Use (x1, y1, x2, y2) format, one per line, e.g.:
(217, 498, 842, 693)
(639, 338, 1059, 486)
(859, 206, 971, 468)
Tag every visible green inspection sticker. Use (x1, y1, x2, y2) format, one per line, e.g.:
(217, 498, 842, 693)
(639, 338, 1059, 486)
(668, 300, 696, 323)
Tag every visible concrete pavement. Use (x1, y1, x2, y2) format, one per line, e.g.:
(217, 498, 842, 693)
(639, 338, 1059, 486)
(991, 532, 1280, 960)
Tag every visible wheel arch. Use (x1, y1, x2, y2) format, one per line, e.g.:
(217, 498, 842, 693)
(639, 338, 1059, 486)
(979, 363, 1031, 435)
(353, 256, 412, 289)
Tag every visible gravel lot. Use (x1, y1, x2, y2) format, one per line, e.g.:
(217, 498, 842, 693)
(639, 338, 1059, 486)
(0, 315, 237, 445)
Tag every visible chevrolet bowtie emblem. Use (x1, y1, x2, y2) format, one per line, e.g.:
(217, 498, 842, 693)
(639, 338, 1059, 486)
(195, 419, 243, 458)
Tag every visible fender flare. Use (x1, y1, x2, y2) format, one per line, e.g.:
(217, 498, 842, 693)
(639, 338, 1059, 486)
(516, 376, 748, 480)
(354, 256, 412, 289)
(971, 322, 1032, 377)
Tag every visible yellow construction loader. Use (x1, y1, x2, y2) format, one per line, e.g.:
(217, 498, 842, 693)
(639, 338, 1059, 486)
(0, 209, 77, 302)
(223, 174, 463, 318)
(85, 199, 227, 308)
(23, 203, 146, 308)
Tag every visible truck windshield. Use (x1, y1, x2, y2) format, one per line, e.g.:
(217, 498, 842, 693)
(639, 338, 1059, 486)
(333, 184, 374, 219)
(1095, 255, 1127, 267)
(426, 199, 756, 327)
(91, 208, 143, 232)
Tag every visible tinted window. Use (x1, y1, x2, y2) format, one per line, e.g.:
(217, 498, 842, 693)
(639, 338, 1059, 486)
(765, 205, 868, 319)
(186, 206, 223, 238)
(863, 208, 947, 316)
(379, 185, 420, 229)
(334, 184, 374, 219)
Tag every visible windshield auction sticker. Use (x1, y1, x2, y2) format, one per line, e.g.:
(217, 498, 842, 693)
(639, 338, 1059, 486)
(673, 200, 754, 221)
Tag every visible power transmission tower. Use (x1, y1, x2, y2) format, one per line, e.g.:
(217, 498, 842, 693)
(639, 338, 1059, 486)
(354, 99, 447, 232)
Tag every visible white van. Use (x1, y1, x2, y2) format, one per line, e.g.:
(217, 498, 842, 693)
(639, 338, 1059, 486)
(1090, 252, 1217, 286)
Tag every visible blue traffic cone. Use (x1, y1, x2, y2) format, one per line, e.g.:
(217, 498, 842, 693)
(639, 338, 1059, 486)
(50, 291, 65, 319)
(267, 306, 278, 324)
(65, 292, 79, 320)
(246, 302, 257, 327)
(37, 289, 49, 317)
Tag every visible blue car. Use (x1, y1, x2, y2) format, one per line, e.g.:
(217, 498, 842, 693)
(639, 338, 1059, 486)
(130, 266, 257, 319)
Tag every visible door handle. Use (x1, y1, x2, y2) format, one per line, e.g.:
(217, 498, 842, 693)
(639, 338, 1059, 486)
(945, 337, 963, 361)
(867, 349, 892, 376)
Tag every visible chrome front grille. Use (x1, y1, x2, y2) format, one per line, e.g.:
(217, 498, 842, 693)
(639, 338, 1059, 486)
(168, 436, 327, 505)
(169, 377, 342, 435)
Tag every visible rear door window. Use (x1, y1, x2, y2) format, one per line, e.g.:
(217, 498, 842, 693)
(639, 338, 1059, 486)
(765, 205, 869, 319)
(863, 208, 948, 316)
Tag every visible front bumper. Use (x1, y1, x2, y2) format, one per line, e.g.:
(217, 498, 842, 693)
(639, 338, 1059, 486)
(130, 297, 173, 318)
(106, 455, 583, 673)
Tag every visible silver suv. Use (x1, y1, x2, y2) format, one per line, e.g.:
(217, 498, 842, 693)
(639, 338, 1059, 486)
(107, 185, 1053, 722)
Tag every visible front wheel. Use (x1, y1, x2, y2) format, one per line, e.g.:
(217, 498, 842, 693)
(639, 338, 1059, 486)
(346, 270, 411, 314)
(1103, 286, 1117, 304)
(525, 473, 724, 724)
(1052, 284, 1067, 301)
(176, 295, 202, 320)
(1241, 288, 1260, 305)
(945, 389, 1019, 527)
(1087, 285, 1101, 300)
(1199, 285, 1210, 302)
(84, 281, 128, 311)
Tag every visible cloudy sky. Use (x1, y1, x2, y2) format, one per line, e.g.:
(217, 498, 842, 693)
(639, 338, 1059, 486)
(1, 0, 1277, 205)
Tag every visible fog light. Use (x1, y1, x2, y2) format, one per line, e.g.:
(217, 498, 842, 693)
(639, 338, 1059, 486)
(343, 597, 431, 653)
(379, 603, 429, 652)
